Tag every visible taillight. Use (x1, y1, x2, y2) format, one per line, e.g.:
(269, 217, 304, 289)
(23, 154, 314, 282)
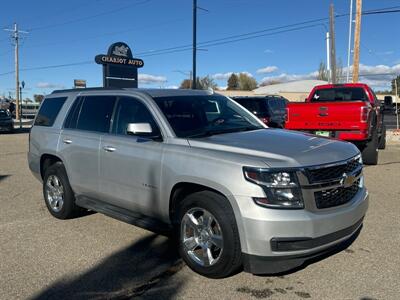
(360, 106, 370, 122)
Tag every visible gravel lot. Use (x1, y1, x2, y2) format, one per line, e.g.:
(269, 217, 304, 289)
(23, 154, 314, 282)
(1, 132, 399, 300)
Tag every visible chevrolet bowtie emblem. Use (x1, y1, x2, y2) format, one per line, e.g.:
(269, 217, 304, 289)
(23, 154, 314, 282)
(340, 173, 357, 188)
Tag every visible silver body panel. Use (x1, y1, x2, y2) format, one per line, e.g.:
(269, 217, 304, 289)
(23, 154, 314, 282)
(28, 88, 368, 259)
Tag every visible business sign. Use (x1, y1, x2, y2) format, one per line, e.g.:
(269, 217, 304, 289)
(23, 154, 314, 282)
(95, 42, 144, 88)
(74, 79, 87, 88)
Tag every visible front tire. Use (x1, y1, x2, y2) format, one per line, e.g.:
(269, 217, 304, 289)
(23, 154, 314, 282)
(361, 128, 379, 165)
(378, 124, 386, 150)
(177, 191, 242, 278)
(43, 162, 78, 219)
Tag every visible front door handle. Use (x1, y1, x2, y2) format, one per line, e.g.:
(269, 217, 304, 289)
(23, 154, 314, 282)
(103, 146, 116, 152)
(63, 139, 72, 144)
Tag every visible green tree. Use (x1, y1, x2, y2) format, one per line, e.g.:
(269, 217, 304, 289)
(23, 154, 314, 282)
(33, 94, 45, 103)
(199, 75, 218, 90)
(227, 73, 240, 90)
(238, 73, 257, 90)
(335, 58, 344, 83)
(179, 79, 192, 89)
(179, 76, 218, 90)
(317, 62, 329, 81)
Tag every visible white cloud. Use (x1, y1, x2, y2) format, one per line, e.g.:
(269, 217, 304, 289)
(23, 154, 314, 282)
(261, 71, 318, 85)
(138, 74, 167, 84)
(211, 71, 253, 80)
(355, 64, 400, 88)
(166, 85, 179, 89)
(256, 66, 279, 74)
(260, 63, 399, 89)
(36, 82, 65, 89)
(264, 49, 274, 54)
(241, 71, 253, 78)
(211, 72, 233, 80)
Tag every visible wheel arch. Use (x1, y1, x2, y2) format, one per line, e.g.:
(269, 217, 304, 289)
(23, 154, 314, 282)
(40, 153, 63, 179)
(169, 182, 235, 225)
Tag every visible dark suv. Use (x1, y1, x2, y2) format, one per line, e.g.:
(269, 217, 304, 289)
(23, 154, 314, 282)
(0, 109, 14, 132)
(233, 96, 288, 128)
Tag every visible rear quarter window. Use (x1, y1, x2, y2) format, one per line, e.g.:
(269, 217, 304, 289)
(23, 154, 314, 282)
(34, 97, 67, 127)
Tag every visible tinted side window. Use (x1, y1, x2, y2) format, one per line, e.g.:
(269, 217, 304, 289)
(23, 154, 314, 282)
(76, 96, 116, 133)
(34, 97, 67, 127)
(64, 97, 84, 129)
(112, 97, 160, 136)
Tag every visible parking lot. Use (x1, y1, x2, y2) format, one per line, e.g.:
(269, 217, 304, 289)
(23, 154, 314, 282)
(0, 132, 399, 300)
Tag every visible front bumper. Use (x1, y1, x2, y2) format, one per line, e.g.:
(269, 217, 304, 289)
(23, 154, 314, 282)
(231, 186, 368, 274)
(243, 220, 362, 274)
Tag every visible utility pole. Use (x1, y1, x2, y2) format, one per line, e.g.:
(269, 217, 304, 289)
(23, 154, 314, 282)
(352, 0, 362, 83)
(395, 78, 399, 130)
(192, 0, 197, 89)
(4, 23, 28, 121)
(326, 31, 331, 83)
(346, 0, 354, 82)
(329, 4, 337, 84)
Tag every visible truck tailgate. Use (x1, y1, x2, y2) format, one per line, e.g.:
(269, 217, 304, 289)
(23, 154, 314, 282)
(285, 101, 367, 131)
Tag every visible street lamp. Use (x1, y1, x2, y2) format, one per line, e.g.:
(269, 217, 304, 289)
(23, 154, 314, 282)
(19, 80, 25, 129)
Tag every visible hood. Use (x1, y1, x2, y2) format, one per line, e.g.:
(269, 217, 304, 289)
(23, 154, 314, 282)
(187, 129, 359, 168)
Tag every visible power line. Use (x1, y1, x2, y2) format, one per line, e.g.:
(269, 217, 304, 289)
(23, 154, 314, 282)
(23, 16, 189, 49)
(362, 8, 400, 15)
(29, 0, 151, 31)
(1, 5, 400, 77)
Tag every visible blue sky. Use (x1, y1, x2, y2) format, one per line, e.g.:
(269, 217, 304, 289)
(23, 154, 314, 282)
(0, 0, 399, 98)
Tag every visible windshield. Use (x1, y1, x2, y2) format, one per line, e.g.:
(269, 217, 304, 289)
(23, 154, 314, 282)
(234, 98, 270, 117)
(311, 87, 368, 102)
(154, 95, 264, 138)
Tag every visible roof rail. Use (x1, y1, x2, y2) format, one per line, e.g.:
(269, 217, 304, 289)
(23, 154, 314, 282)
(51, 87, 124, 94)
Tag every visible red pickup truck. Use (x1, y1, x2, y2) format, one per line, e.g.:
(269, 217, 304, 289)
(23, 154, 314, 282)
(285, 83, 385, 165)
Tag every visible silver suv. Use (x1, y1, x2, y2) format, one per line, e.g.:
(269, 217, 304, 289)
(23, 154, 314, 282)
(28, 88, 368, 278)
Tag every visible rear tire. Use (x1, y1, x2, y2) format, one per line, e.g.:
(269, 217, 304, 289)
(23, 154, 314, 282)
(43, 162, 78, 219)
(361, 129, 379, 165)
(378, 124, 386, 150)
(177, 191, 242, 278)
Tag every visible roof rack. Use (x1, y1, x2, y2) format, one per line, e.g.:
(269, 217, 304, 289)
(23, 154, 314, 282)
(51, 87, 124, 94)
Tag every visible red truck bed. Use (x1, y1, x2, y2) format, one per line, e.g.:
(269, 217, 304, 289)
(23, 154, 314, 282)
(284, 83, 385, 165)
(285, 101, 369, 140)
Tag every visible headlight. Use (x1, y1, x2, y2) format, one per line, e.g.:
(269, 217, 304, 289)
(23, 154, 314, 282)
(357, 154, 363, 165)
(243, 167, 304, 209)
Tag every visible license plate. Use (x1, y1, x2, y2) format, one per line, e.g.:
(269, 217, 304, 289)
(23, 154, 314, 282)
(315, 131, 330, 137)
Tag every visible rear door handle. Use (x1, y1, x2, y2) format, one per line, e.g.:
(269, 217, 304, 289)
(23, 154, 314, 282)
(63, 139, 72, 144)
(103, 146, 116, 152)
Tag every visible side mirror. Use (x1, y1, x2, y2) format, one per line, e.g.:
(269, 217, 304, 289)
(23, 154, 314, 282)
(127, 123, 153, 135)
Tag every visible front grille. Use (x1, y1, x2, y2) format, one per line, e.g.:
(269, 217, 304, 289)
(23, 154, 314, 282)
(314, 180, 360, 209)
(307, 157, 361, 183)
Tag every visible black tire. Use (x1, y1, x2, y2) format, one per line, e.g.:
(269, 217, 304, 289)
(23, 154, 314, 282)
(378, 124, 386, 150)
(361, 129, 379, 165)
(177, 191, 242, 278)
(43, 162, 78, 219)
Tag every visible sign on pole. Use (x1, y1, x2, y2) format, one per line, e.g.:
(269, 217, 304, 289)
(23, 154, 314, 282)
(95, 42, 144, 88)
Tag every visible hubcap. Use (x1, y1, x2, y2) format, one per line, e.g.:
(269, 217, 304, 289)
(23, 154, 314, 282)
(181, 207, 223, 267)
(45, 175, 64, 212)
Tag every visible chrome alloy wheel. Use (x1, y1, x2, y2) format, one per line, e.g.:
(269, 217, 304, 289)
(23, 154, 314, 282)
(45, 175, 64, 213)
(181, 207, 223, 267)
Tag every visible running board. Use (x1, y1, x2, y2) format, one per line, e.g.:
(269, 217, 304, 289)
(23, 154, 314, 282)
(76, 196, 173, 236)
